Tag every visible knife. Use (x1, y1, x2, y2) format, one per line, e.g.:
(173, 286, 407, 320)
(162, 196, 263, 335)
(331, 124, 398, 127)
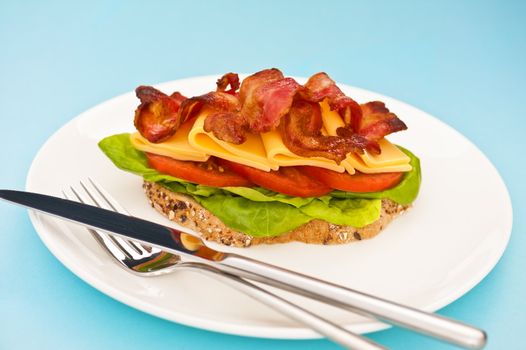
(0, 189, 486, 349)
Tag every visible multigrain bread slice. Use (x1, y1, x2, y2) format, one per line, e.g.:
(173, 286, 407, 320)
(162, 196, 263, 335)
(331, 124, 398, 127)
(143, 181, 409, 247)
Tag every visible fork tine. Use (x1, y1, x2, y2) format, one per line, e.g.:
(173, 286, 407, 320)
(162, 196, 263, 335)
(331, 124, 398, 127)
(63, 188, 130, 261)
(87, 177, 130, 214)
(87, 178, 154, 254)
(69, 183, 144, 259)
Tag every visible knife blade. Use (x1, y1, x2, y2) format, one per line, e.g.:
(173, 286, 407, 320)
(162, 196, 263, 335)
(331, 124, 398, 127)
(0, 189, 487, 349)
(0, 189, 226, 262)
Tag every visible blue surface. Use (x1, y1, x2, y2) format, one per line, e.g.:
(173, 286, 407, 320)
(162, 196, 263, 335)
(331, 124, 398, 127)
(1, 1, 524, 349)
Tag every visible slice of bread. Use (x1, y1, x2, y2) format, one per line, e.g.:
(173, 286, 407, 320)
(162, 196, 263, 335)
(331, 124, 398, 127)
(143, 181, 409, 247)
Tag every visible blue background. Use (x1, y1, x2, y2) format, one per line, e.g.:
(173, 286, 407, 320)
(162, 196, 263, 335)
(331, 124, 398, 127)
(1, 1, 524, 349)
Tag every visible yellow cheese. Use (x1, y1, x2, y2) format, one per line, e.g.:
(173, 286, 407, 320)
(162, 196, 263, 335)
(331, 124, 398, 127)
(360, 139, 411, 167)
(344, 154, 412, 173)
(260, 130, 346, 172)
(320, 99, 411, 173)
(188, 110, 278, 171)
(129, 120, 209, 162)
(320, 100, 346, 134)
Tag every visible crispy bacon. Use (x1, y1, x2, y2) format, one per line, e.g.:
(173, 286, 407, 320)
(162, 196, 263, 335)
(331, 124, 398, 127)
(133, 70, 408, 162)
(240, 68, 301, 133)
(335, 127, 381, 154)
(300, 72, 362, 126)
(178, 91, 247, 144)
(280, 100, 377, 163)
(204, 112, 247, 144)
(239, 68, 283, 102)
(134, 86, 186, 143)
(134, 85, 243, 144)
(354, 101, 407, 141)
(216, 72, 240, 95)
(204, 69, 301, 143)
(179, 91, 240, 120)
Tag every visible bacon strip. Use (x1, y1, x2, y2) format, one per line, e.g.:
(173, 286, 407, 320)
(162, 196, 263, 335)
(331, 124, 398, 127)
(280, 100, 378, 163)
(216, 72, 240, 95)
(240, 69, 301, 133)
(178, 91, 240, 120)
(134, 86, 243, 144)
(134, 86, 186, 143)
(204, 69, 301, 143)
(340, 101, 407, 142)
(177, 91, 246, 144)
(301, 72, 406, 149)
(134, 70, 408, 162)
(204, 112, 247, 144)
(299, 72, 362, 127)
(358, 101, 408, 140)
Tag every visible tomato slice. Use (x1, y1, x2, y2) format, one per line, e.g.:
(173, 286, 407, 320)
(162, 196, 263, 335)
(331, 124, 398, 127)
(300, 166, 404, 192)
(218, 159, 332, 197)
(146, 153, 253, 187)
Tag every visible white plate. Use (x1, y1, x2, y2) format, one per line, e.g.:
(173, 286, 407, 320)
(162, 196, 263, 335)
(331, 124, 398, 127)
(26, 75, 513, 339)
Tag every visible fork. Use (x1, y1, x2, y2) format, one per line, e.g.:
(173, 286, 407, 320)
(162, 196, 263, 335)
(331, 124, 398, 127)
(64, 178, 386, 350)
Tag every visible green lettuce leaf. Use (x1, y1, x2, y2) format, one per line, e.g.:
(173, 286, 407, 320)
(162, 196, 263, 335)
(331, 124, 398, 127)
(220, 186, 326, 207)
(98, 133, 420, 236)
(196, 195, 312, 237)
(299, 198, 382, 227)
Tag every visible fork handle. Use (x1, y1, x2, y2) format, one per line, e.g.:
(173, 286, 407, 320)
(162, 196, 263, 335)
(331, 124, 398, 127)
(219, 254, 486, 350)
(179, 262, 386, 350)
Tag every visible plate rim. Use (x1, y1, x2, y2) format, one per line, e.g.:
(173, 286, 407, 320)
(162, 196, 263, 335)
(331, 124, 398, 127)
(25, 75, 513, 339)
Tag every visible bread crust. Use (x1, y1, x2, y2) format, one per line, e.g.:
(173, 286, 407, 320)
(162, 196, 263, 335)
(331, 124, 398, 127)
(143, 181, 409, 247)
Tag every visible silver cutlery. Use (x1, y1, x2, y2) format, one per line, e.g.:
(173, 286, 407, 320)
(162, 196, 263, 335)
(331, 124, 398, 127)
(63, 179, 384, 350)
(0, 187, 487, 349)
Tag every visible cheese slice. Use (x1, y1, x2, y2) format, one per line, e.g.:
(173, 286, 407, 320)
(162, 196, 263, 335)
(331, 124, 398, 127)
(320, 99, 411, 173)
(260, 130, 346, 172)
(130, 120, 209, 162)
(344, 154, 412, 173)
(188, 110, 278, 171)
(320, 99, 346, 134)
(360, 139, 411, 167)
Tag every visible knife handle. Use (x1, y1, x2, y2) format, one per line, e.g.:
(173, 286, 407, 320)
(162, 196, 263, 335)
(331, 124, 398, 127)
(179, 262, 385, 350)
(220, 254, 486, 350)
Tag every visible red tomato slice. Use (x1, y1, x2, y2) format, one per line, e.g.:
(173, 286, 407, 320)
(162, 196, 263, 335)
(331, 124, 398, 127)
(300, 166, 404, 192)
(146, 153, 253, 187)
(218, 159, 332, 197)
